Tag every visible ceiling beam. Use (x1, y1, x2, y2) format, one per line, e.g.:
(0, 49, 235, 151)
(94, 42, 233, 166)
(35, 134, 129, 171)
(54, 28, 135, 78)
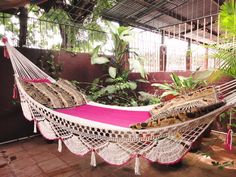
(103, 14, 158, 32)
(0, 0, 29, 11)
(0, 0, 48, 11)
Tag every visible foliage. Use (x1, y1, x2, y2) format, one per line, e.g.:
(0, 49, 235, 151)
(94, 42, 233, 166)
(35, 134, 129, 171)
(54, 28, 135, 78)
(79, 75, 139, 106)
(0, 13, 19, 41)
(210, 0, 236, 78)
(138, 91, 161, 105)
(74, 78, 160, 106)
(37, 0, 115, 52)
(219, 0, 236, 37)
(152, 73, 207, 98)
(39, 51, 62, 79)
(74, 25, 156, 106)
(219, 107, 236, 133)
(212, 43, 236, 78)
(91, 25, 146, 78)
(1, 0, 116, 51)
(211, 161, 234, 170)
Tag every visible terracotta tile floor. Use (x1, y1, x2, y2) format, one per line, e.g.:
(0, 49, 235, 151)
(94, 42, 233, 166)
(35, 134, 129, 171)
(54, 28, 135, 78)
(0, 135, 235, 177)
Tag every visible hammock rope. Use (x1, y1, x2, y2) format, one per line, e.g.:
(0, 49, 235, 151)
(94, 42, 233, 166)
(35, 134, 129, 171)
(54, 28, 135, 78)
(3, 39, 236, 175)
(3, 39, 55, 83)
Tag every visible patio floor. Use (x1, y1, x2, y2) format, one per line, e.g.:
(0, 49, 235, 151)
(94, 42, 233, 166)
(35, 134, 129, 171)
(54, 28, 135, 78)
(0, 135, 235, 177)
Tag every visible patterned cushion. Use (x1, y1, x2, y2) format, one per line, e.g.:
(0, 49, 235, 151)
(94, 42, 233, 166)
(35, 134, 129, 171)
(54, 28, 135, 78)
(20, 78, 87, 109)
(130, 86, 225, 129)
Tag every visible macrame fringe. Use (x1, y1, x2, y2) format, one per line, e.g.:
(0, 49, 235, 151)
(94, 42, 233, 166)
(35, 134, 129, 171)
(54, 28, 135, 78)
(13, 84, 18, 99)
(33, 120, 37, 133)
(58, 139, 62, 152)
(134, 155, 141, 175)
(225, 129, 233, 151)
(90, 150, 96, 167)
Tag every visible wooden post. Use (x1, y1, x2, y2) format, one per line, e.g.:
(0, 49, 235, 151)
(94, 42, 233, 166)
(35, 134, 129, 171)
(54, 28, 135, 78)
(203, 47, 208, 70)
(159, 30, 167, 71)
(186, 39, 192, 71)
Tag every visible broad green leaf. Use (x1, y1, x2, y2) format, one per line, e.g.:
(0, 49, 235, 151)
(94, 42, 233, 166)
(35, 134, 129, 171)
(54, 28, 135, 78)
(120, 34, 134, 43)
(152, 83, 172, 90)
(136, 79, 150, 83)
(206, 70, 226, 83)
(91, 45, 101, 58)
(128, 81, 137, 90)
(171, 73, 182, 87)
(105, 78, 115, 83)
(109, 22, 119, 34)
(130, 99, 138, 106)
(108, 66, 117, 78)
(105, 85, 116, 94)
(117, 26, 130, 35)
(138, 91, 157, 100)
(161, 90, 179, 98)
(130, 59, 147, 78)
(192, 70, 215, 81)
(91, 56, 109, 65)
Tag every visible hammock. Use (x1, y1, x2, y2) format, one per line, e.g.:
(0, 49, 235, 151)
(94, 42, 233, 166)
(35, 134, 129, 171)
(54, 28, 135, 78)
(3, 39, 236, 175)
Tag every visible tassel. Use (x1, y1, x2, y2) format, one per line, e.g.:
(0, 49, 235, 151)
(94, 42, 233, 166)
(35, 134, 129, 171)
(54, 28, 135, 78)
(2, 37, 9, 59)
(58, 139, 62, 152)
(12, 84, 18, 99)
(225, 129, 233, 151)
(33, 120, 37, 133)
(90, 150, 96, 167)
(3, 46, 9, 59)
(134, 155, 141, 175)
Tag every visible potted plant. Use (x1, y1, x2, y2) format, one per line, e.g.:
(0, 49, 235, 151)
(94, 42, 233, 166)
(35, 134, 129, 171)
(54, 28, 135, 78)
(152, 72, 207, 101)
(74, 25, 160, 106)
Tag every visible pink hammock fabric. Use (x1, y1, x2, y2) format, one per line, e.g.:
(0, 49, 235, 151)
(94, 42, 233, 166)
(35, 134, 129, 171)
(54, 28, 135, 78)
(57, 104, 150, 128)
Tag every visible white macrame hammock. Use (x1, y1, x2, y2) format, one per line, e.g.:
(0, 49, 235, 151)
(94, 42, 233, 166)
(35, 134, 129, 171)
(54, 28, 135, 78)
(4, 41, 236, 175)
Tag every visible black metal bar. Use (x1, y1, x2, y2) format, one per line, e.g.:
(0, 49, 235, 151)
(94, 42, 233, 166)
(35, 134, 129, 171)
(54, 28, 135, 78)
(134, 0, 167, 19)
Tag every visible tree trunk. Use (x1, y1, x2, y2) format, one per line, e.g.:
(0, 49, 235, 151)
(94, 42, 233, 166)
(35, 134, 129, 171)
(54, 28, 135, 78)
(59, 24, 68, 49)
(19, 7, 28, 47)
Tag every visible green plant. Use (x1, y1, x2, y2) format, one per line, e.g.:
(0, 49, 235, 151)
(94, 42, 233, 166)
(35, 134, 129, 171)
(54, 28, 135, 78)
(74, 25, 154, 106)
(91, 25, 146, 78)
(152, 73, 207, 98)
(219, 0, 236, 37)
(39, 51, 62, 79)
(218, 108, 236, 133)
(209, 0, 236, 78)
(212, 43, 236, 78)
(211, 161, 234, 170)
(138, 91, 160, 105)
